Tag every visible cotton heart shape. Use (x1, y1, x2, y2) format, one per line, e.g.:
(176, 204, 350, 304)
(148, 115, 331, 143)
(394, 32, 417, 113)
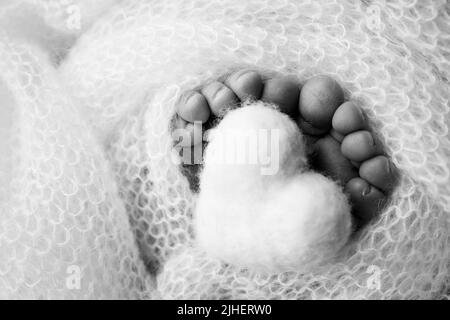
(195, 102, 352, 274)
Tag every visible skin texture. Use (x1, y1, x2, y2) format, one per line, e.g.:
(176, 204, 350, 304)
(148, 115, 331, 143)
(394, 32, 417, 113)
(174, 72, 397, 226)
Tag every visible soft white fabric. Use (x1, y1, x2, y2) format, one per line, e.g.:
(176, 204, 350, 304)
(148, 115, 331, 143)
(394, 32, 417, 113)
(0, 0, 449, 299)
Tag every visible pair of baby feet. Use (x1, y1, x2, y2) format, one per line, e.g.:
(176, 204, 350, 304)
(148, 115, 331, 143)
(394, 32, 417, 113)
(174, 70, 397, 226)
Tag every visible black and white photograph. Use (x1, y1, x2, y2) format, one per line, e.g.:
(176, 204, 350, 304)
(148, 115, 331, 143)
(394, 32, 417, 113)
(0, 0, 448, 305)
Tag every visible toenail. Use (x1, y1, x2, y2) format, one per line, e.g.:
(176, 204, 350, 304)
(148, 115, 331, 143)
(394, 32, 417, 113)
(364, 131, 376, 147)
(186, 93, 201, 107)
(236, 70, 254, 80)
(387, 161, 398, 189)
(386, 159, 396, 177)
(362, 184, 372, 196)
(212, 84, 229, 101)
(354, 105, 366, 119)
(203, 82, 221, 100)
(209, 84, 221, 99)
(185, 91, 198, 103)
(358, 107, 366, 120)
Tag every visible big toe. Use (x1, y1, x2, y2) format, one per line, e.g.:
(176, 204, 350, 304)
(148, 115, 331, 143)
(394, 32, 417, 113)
(299, 75, 344, 135)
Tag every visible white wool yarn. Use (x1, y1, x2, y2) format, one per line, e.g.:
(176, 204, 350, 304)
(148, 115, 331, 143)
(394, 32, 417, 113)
(195, 103, 352, 273)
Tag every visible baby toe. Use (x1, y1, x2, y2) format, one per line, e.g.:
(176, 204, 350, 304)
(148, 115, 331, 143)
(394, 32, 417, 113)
(359, 156, 397, 194)
(261, 77, 300, 118)
(331, 101, 367, 141)
(201, 81, 239, 116)
(345, 177, 387, 224)
(225, 70, 263, 101)
(341, 130, 382, 162)
(299, 75, 344, 134)
(177, 91, 210, 123)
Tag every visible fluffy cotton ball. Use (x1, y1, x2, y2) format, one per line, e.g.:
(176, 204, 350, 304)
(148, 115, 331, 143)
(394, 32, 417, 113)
(195, 102, 352, 274)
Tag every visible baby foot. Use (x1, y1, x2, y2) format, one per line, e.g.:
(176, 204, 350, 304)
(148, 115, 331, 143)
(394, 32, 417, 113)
(306, 91, 397, 226)
(297, 76, 397, 225)
(174, 71, 397, 227)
